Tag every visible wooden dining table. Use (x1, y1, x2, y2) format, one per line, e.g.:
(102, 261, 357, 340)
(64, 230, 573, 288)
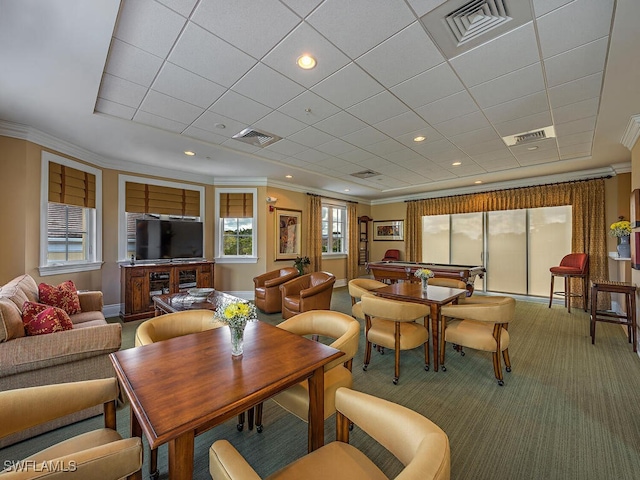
(110, 321, 343, 480)
(373, 282, 467, 372)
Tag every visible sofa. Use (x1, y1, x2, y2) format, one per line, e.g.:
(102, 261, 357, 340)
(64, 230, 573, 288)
(0, 274, 122, 447)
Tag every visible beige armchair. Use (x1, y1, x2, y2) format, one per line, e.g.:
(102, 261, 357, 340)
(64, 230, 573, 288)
(253, 267, 299, 313)
(440, 296, 516, 385)
(0, 378, 142, 479)
(361, 293, 430, 384)
(429, 277, 467, 290)
(348, 278, 387, 321)
(210, 387, 450, 480)
(280, 271, 336, 319)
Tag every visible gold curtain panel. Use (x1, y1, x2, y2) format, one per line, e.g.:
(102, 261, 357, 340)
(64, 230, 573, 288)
(48, 162, 96, 208)
(125, 182, 200, 217)
(219, 193, 253, 218)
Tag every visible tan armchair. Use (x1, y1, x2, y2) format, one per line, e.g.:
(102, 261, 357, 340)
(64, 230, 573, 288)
(440, 296, 516, 385)
(361, 293, 430, 384)
(210, 387, 450, 480)
(253, 267, 298, 313)
(0, 378, 142, 479)
(348, 278, 387, 321)
(280, 271, 336, 319)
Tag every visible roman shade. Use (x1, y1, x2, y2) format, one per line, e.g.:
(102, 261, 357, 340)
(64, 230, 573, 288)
(220, 192, 253, 218)
(48, 161, 96, 208)
(125, 182, 200, 217)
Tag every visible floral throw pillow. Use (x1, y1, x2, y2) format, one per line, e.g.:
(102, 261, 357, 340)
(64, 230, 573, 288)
(38, 280, 81, 315)
(22, 301, 73, 336)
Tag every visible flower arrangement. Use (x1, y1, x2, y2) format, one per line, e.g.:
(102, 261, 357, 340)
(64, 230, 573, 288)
(293, 255, 311, 275)
(414, 268, 434, 280)
(214, 299, 257, 329)
(609, 219, 632, 238)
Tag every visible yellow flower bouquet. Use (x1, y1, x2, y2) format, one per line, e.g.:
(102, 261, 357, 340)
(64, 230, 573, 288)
(609, 220, 632, 238)
(414, 268, 434, 280)
(214, 299, 257, 328)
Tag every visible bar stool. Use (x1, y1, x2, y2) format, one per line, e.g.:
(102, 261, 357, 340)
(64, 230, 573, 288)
(549, 253, 589, 313)
(590, 280, 637, 352)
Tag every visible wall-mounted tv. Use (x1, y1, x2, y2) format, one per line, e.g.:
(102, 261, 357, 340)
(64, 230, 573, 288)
(135, 219, 203, 261)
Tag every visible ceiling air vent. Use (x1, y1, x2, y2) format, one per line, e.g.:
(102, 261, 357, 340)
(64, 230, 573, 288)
(446, 0, 512, 46)
(351, 170, 381, 179)
(502, 126, 556, 147)
(232, 128, 281, 147)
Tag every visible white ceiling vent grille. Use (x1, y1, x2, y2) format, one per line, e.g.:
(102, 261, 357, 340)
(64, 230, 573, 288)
(446, 0, 512, 46)
(232, 128, 281, 147)
(351, 170, 381, 179)
(502, 126, 556, 147)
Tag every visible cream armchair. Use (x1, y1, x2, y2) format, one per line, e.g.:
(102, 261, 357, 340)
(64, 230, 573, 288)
(209, 387, 450, 480)
(280, 272, 336, 319)
(347, 278, 387, 321)
(0, 378, 142, 479)
(440, 296, 516, 385)
(253, 267, 299, 313)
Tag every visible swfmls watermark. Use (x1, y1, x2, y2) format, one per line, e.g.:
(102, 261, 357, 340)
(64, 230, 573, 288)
(3, 460, 78, 472)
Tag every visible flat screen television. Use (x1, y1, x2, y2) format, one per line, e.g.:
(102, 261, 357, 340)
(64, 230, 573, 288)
(135, 219, 203, 261)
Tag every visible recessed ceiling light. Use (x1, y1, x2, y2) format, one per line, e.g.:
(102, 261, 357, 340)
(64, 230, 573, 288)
(413, 136, 426, 142)
(296, 54, 316, 69)
(527, 146, 539, 150)
(285, 175, 293, 179)
(184, 151, 195, 156)
(475, 180, 482, 184)
(452, 161, 462, 166)
(344, 188, 350, 192)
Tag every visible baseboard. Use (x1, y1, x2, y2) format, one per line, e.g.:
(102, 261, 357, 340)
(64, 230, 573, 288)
(103, 303, 121, 319)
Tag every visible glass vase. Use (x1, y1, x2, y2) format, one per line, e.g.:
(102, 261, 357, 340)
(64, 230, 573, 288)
(229, 323, 246, 357)
(421, 277, 429, 291)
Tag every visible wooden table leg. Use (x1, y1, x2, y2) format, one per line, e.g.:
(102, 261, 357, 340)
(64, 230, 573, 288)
(168, 431, 194, 480)
(307, 366, 325, 453)
(430, 304, 439, 372)
(129, 411, 143, 480)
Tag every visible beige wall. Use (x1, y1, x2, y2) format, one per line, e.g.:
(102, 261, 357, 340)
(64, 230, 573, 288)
(369, 202, 407, 262)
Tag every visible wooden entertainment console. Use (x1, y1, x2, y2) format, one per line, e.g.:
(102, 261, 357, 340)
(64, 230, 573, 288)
(119, 261, 214, 322)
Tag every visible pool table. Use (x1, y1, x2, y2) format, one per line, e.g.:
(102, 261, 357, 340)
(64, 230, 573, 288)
(366, 261, 485, 295)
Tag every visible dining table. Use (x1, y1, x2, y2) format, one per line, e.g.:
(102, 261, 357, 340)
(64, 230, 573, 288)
(110, 320, 343, 480)
(373, 282, 468, 372)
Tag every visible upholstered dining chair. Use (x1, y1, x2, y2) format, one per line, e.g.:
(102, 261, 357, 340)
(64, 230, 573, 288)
(348, 277, 387, 321)
(210, 387, 451, 480)
(280, 271, 336, 319)
(0, 378, 142, 479)
(253, 310, 360, 449)
(440, 296, 516, 385)
(548, 253, 589, 313)
(253, 267, 298, 313)
(428, 277, 468, 290)
(360, 293, 430, 384)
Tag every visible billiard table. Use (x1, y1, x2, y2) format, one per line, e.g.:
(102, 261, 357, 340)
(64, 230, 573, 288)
(366, 261, 486, 295)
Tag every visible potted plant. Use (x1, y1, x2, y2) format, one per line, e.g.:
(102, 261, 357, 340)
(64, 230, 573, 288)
(293, 256, 310, 276)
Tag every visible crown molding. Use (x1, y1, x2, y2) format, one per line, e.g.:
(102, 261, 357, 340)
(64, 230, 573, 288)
(266, 179, 370, 204)
(621, 114, 640, 150)
(213, 178, 267, 187)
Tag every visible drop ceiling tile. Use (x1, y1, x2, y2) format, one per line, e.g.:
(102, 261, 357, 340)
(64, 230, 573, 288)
(533, 0, 573, 17)
(105, 39, 163, 87)
(192, 0, 300, 58)
(279, 0, 323, 17)
(95, 98, 136, 120)
(471, 148, 516, 164)
(221, 138, 260, 154)
(278, 90, 341, 124)
(232, 63, 305, 109)
(554, 116, 597, 136)
(552, 97, 599, 124)
(410, 138, 457, 156)
(469, 63, 545, 108)
(315, 138, 355, 155)
(421, 168, 456, 181)
(373, 111, 431, 138)
(314, 111, 368, 137)
(481, 158, 521, 171)
(321, 157, 354, 170)
(548, 72, 603, 109)
(484, 91, 549, 124)
(208, 90, 271, 126)
(544, 37, 608, 88)
(384, 148, 425, 163)
(253, 110, 306, 137)
(192, 111, 246, 136)
(114, 0, 186, 58)
(448, 126, 500, 149)
(262, 23, 350, 89)
(407, 0, 448, 18)
(338, 148, 377, 163)
(391, 63, 465, 109)
(347, 91, 409, 125)
(415, 91, 478, 125)
(288, 126, 335, 147)
(363, 139, 406, 156)
(98, 74, 147, 108)
(358, 157, 397, 173)
(450, 23, 539, 88)
(280, 156, 312, 168)
(515, 149, 560, 164)
(139, 90, 204, 124)
(304, 162, 331, 174)
(169, 23, 256, 87)
(133, 110, 187, 133)
(293, 148, 331, 163)
(559, 142, 592, 158)
(493, 111, 553, 137)
(509, 137, 558, 156)
(435, 111, 490, 138)
(311, 63, 384, 109)
(460, 138, 509, 157)
(183, 125, 227, 144)
(356, 22, 444, 88)
(263, 139, 307, 156)
(556, 130, 594, 148)
(425, 148, 468, 163)
(256, 149, 288, 161)
(341, 126, 389, 148)
(153, 63, 226, 108)
(444, 163, 485, 176)
(537, 0, 614, 58)
(307, 0, 415, 59)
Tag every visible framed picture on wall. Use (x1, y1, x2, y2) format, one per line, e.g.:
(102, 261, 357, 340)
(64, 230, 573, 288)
(373, 220, 404, 241)
(275, 209, 302, 260)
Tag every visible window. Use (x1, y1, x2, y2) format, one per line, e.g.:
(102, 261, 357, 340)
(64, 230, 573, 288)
(322, 202, 347, 254)
(40, 152, 102, 275)
(215, 188, 257, 263)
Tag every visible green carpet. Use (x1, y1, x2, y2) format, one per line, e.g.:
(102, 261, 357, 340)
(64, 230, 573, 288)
(3, 287, 640, 479)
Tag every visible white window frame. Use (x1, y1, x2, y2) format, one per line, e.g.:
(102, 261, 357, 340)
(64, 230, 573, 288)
(215, 188, 258, 264)
(117, 175, 205, 262)
(321, 200, 348, 259)
(39, 152, 102, 276)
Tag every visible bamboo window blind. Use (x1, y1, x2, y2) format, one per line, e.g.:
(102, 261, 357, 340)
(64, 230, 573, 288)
(219, 192, 253, 218)
(48, 161, 96, 208)
(125, 182, 200, 217)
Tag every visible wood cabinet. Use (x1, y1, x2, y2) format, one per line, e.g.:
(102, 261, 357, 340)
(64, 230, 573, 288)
(120, 261, 215, 321)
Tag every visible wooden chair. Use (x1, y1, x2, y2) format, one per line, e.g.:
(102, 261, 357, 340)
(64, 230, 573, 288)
(549, 253, 589, 313)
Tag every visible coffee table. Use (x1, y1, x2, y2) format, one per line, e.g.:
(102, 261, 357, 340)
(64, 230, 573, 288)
(153, 290, 238, 315)
(110, 321, 343, 480)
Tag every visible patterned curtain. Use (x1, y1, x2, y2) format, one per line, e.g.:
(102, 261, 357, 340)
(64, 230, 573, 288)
(306, 194, 323, 272)
(405, 178, 608, 309)
(347, 203, 359, 281)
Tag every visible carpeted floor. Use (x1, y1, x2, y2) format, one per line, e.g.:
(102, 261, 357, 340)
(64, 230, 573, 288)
(3, 287, 640, 479)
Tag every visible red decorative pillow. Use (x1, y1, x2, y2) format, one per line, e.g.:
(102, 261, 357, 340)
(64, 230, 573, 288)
(38, 280, 81, 315)
(22, 301, 73, 336)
